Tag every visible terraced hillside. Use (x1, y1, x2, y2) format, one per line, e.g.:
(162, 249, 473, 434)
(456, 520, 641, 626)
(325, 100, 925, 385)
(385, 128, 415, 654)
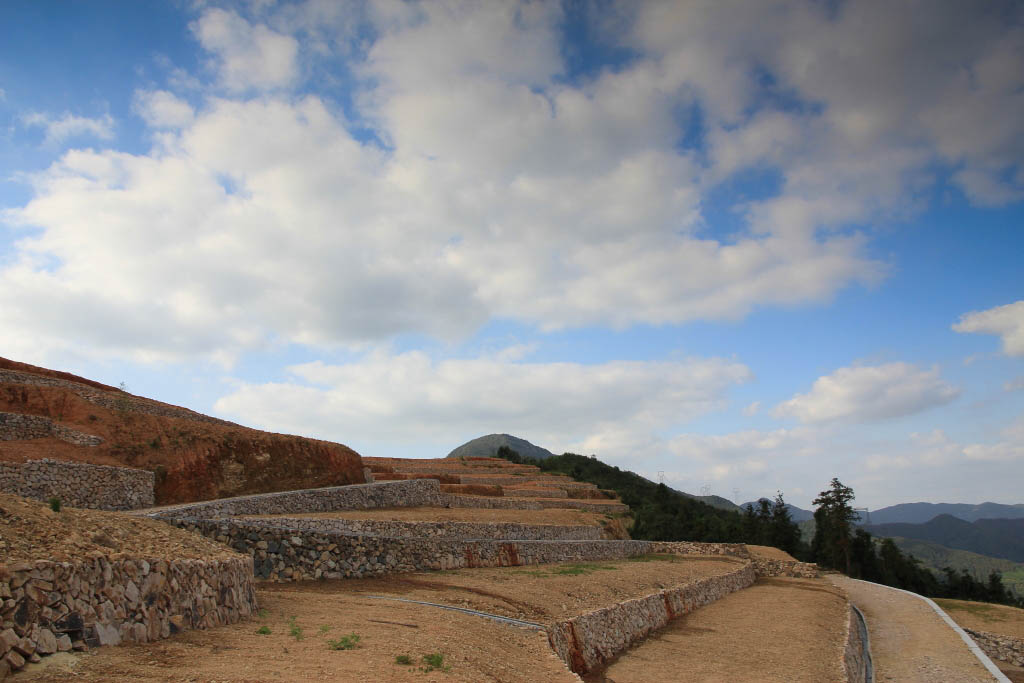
(0, 357, 365, 504)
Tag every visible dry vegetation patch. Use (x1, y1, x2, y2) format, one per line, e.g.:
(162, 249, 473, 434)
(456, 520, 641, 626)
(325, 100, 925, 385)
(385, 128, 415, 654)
(936, 598, 1024, 640)
(0, 492, 237, 562)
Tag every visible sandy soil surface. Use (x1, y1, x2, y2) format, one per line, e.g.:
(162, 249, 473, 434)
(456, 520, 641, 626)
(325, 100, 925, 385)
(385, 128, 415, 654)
(936, 598, 1024, 640)
(244, 505, 612, 527)
(830, 575, 999, 682)
(345, 554, 743, 624)
(937, 599, 1024, 683)
(15, 556, 740, 682)
(745, 545, 798, 562)
(597, 577, 848, 683)
(0, 493, 238, 562)
(16, 583, 578, 683)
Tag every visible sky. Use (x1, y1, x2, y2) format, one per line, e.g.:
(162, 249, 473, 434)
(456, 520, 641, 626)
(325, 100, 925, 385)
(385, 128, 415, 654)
(1, 0, 1022, 511)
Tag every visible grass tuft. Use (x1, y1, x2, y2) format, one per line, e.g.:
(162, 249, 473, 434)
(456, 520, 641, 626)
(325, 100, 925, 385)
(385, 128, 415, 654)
(327, 633, 361, 650)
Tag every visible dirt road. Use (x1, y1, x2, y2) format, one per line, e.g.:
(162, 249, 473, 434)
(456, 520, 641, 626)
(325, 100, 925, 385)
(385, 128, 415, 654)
(830, 575, 1002, 682)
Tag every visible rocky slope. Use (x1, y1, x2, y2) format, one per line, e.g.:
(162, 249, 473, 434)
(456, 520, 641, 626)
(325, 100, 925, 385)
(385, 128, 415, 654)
(0, 357, 365, 504)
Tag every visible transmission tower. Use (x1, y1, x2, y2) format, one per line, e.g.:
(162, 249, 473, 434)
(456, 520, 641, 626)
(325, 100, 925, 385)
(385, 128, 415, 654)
(657, 471, 665, 484)
(700, 484, 711, 497)
(853, 507, 871, 525)
(732, 488, 740, 503)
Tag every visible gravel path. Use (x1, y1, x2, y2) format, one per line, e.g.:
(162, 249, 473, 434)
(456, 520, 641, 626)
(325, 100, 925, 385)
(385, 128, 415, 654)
(830, 575, 1003, 682)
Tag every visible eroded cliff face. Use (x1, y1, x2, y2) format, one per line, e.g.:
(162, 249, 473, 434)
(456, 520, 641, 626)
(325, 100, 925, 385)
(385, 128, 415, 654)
(0, 357, 365, 504)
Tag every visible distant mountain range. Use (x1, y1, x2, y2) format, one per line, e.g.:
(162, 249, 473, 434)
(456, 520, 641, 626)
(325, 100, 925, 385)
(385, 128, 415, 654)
(741, 499, 815, 522)
(866, 515, 1024, 563)
(867, 502, 1024, 525)
(679, 490, 741, 512)
(887, 536, 1024, 597)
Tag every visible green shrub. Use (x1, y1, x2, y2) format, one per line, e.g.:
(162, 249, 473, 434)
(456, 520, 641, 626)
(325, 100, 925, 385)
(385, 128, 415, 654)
(395, 654, 412, 665)
(256, 625, 271, 635)
(48, 497, 62, 513)
(421, 652, 451, 672)
(328, 633, 360, 650)
(288, 616, 303, 640)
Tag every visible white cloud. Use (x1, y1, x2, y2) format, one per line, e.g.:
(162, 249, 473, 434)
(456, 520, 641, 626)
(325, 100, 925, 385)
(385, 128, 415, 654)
(953, 300, 1024, 356)
(192, 8, 299, 92)
(22, 112, 114, 145)
(963, 414, 1024, 461)
(775, 363, 960, 424)
(742, 401, 761, 416)
(213, 349, 752, 454)
(2, 2, 1022, 362)
(133, 90, 195, 128)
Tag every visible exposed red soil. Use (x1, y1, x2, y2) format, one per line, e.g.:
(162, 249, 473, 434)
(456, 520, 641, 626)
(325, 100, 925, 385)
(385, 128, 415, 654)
(0, 357, 365, 504)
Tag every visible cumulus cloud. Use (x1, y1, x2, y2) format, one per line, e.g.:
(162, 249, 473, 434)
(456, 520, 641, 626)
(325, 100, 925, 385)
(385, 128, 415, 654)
(133, 90, 195, 128)
(963, 414, 1024, 461)
(953, 300, 1024, 356)
(775, 363, 960, 424)
(192, 8, 299, 92)
(213, 350, 752, 453)
(21, 111, 114, 145)
(2, 2, 1022, 362)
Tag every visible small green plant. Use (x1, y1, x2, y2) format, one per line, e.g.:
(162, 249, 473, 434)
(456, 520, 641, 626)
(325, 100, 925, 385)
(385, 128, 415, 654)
(288, 616, 303, 640)
(395, 654, 412, 665)
(420, 652, 451, 672)
(149, 437, 161, 449)
(256, 625, 271, 635)
(327, 632, 361, 650)
(319, 625, 332, 634)
(48, 497, 62, 513)
(258, 608, 269, 619)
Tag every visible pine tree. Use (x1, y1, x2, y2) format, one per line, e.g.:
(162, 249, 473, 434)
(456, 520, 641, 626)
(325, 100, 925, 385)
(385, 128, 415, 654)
(812, 478, 858, 574)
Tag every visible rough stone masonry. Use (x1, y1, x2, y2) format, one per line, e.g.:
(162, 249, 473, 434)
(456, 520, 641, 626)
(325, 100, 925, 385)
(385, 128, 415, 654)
(0, 459, 154, 511)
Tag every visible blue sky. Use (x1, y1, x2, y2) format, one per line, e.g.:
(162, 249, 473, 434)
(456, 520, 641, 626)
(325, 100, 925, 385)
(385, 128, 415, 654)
(1, 0, 1022, 509)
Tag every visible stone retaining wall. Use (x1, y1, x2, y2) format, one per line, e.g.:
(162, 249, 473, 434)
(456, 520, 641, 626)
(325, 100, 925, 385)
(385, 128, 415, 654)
(237, 517, 604, 541)
(652, 541, 750, 557)
(164, 517, 654, 582)
(966, 628, 1024, 667)
(0, 412, 102, 446)
(0, 459, 154, 510)
(751, 558, 820, 578)
(441, 494, 544, 510)
(0, 555, 256, 677)
(150, 479, 443, 520)
(503, 486, 569, 498)
(535, 499, 630, 514)
(546, 561, 756, 675)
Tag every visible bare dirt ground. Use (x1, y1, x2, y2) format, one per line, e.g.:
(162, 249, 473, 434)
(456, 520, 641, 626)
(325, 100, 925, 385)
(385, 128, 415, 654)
(0, 492, 237, 562)
(596, 577, 849, 683)
(936, 599, 1024, 683)
(936, 598, 1024, 640)
(15, 555, 740, 682)
(745, 544, 798, 562)
(16, 583, 578, 683)
(244, 506, 613, 527)
(830, 575, 999, 682)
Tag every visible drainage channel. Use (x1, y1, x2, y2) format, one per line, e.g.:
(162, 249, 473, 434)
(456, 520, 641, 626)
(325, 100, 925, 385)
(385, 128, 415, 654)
(363, 595, 545, 630)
